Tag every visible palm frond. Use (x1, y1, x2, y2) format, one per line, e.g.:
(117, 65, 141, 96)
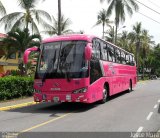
(31, 9, 52, 22)
(0, 12, 24, 31)
(0, 1, 6, 16)
(17, 0, 39, 9)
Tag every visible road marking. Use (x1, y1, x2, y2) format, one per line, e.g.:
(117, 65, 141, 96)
(146, 112, 153, 120)
(158, 100, 160, 103)
(154, 104, 158, 109)
(137, 127, 143, 132)
(21, 113, 71, 132)
(0, 102, 37, 111)
(132, 127, 144, 138)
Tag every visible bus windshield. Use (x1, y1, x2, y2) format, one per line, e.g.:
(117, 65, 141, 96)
(35, 40, 88, 79)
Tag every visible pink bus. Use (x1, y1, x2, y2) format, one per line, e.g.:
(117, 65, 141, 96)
(23, 34, 137, 104)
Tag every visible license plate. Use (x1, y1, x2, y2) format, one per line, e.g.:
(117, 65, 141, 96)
(53, 97, 59, 102)
(66, 95, 71, 100)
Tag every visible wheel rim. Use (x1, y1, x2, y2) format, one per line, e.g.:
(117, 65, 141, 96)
(129, 81, 132, 91)
(103, 89, 107, 101)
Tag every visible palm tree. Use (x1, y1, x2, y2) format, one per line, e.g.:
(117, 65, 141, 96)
(140, 29, 154, 79)
(42, 15, 72, 35)
(0, 0, 51, 34)
(0, 1, 6, 16)
(105, 26, 114, 42)
(42, 0, 62, 35)
(2, 28, 41, 74)
(100, 0, 139, 44)
(95, 9, 113, 39)
(118, 31, 130, 50)
(129, 22, 142, 72)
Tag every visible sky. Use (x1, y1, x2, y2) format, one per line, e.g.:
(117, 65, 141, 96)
(1, 0, 160, 44)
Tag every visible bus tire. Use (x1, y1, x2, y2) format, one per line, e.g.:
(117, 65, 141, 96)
(100, 86, 108, 104)
(129, 80, 132, 92)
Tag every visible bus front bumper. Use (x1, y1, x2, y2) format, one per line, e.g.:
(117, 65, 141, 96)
(33, 93, 89, 103)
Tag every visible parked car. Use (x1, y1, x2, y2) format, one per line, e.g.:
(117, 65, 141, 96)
(150, 75, 157, 80)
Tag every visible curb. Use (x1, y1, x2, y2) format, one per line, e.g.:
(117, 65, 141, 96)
(0, 102, 37, 111)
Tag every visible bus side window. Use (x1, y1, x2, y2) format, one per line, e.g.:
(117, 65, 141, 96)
(129, 55, 134, 66)
(130, 55, 135, 66)
(121, 51, 126, 64)
(108, 44, 116, 62)
(107, 44, 113, 62)
(126, 54, 130, 65)
(115, 48, 121, 63)
(92, 39, 101, 59)
(102, 42, 108, 60)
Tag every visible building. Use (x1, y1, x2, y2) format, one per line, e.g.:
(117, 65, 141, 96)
(0, 33, 19, 74)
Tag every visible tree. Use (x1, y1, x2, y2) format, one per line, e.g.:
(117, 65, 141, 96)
(153, 44, 160, 76)
(105, 26, 114, 43)
(42, 15, 72, 35)
(42, 0, 62, 35)
(0, 0, 51, 34)
(0, 0, 6, 16)
(100, 0, 139, 44)
(129, 22, 142, 73)
(95, 9, 113, 39)
(118, 31, 130, 50)
(2, 28, 41, 74)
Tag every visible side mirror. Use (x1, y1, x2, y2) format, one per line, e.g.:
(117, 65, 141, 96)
(85, 43, 92, 61)
(23, 47, 40, 64)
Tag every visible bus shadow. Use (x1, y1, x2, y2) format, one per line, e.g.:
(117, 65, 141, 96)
(7, 101, 99, 116)
(6, 90, 129, 116)
(158, 104, 160, 114)
(108, 90, 129, 101)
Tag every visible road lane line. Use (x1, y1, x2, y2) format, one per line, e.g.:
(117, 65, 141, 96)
(158, 100, 160, 103)
(146, 112, 153, 120)
(0, 102, 37, 111)
(20, 113, 71, 132)
(137, 127, 143, 132)
(154, 104, 158, 109)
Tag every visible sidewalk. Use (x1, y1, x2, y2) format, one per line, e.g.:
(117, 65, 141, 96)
(0, 97, 34, 109)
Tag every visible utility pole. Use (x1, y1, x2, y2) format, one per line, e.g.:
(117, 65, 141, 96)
(58, 0, 61, 35)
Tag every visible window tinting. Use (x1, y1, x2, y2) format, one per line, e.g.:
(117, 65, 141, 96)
(115, 48, 121, 63)
(121, 51, 126, 64)
(126, 54, 130, 65)
(108, 44, 115, 62)
(92, 39, 101, 59)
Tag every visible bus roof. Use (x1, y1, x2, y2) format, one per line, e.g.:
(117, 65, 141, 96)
(42, 34, 134, 56)
(42, 34, 95, 43)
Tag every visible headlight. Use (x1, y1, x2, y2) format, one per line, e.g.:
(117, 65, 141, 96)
(73, 87, 87, 94)
(34, 89, 41, 93)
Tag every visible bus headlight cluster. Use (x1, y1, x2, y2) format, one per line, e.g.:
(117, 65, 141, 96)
(73, 87, 87, 94)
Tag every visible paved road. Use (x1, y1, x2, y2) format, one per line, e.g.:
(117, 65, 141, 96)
(0, 80, 160, 137)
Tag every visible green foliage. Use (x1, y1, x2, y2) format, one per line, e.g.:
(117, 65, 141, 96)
(0, 76, 34, 101)
(42, 15, 72, 35)
(0, 0, 51, 34)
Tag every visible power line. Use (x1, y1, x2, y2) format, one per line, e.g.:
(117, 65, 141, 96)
(135, 0, 160, 16)
(147, 0, 160, 9)
(138, 12, 160, 25)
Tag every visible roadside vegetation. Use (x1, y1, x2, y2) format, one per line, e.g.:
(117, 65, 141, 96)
(0, 76, 33, 101)
(0, 0, 160, 100)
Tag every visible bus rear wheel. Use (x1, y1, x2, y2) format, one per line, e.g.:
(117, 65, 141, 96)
(100, 86, 108, 104)
(128, 80, 132, 92)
